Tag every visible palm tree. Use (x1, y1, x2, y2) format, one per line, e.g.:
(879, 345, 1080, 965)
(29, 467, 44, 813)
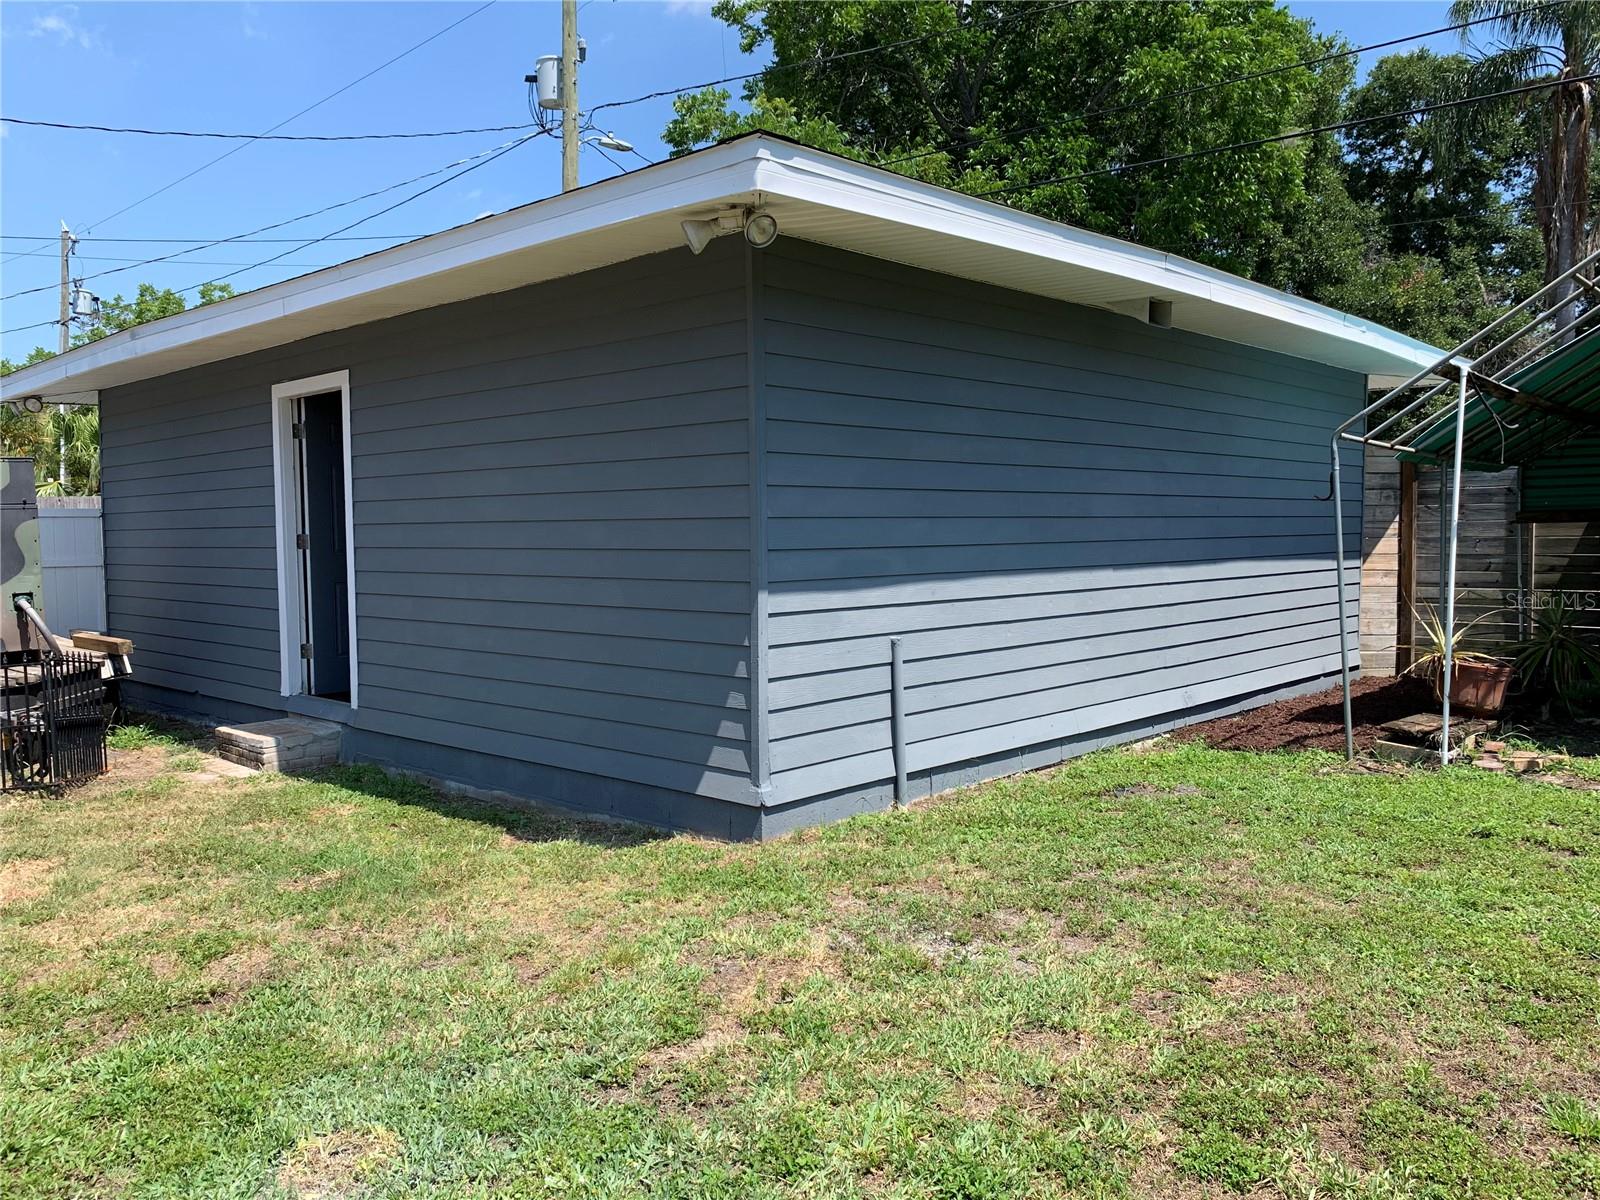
(1451, 0, 1597, 333)
(36, 405, 100, 497)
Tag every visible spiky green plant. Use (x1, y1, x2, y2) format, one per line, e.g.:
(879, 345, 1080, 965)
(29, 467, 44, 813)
(1514, 592, 1600, 709)
(1402, 602, 1509, 687)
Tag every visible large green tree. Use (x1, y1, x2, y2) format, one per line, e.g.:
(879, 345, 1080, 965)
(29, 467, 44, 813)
(664, 0, 1574, 347)
(1346, 49, 1535, 268)
(668, 0, 1355, 287)
(1328, 47, 1543, 345)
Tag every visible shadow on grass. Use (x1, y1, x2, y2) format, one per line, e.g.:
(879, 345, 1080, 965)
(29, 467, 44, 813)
(114, 709, 674, 849)
(109, 710, 221, 754)
(311, 761, 672, 850)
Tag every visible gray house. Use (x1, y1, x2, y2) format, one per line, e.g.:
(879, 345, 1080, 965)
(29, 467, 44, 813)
(0, 135, 1441, 837)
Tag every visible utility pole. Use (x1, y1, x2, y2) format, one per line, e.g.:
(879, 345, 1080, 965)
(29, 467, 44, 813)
(57, 222, 71, 355)
(57, 222, 71, 487)
(561, 0, 579, 192)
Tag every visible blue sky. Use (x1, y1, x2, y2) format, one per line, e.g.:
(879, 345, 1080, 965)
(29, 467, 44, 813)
(1, 0, 1461, 361)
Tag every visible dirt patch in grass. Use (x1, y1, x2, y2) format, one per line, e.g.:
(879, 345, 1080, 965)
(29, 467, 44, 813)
(276, 1128, 402, 1199)
(1173, 675, 1435, 753)
(98, 747, 179, 789)
(279, 869, 348, 894)
(71, 1013, 145, 1058)
(1012, 1027, 1089, 1065)
(27, 892, 187, 951)
(199, 944, 275, 1001)
(1131, 987, 1182, 1028)
(1206, 969, 1268, 1000)
(0, 856, 58, 905)
(1099, 783, 1204, 799)
(637, 950, 838, 1085)
(1052, 928, 1103, 957)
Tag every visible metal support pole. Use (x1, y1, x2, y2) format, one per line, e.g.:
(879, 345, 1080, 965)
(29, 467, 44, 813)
(1516, 521, 1526, 640)
(1439, 365, 1469, 763)
(889, 636, 907, 804)
(1330, 437, 1355, 760)
(560, 0, 579, 192)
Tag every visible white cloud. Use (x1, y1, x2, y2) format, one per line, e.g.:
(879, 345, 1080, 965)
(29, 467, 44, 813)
(240, 3, 267, 40)
(663, 0, 714, 16)
(27, 6, 102, 50)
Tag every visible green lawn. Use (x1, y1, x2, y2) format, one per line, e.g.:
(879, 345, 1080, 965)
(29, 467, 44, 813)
(2, 729, 1598, 1199)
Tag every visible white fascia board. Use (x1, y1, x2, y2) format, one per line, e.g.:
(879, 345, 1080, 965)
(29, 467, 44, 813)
(0, 141, 764, 402)
(747, 141, 1446, 378)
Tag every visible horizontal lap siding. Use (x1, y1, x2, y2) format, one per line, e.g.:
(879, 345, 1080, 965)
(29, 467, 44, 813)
(103, 245, 754, 803)
(102, 359, 282, 710)
(759, 243, 1362, 805)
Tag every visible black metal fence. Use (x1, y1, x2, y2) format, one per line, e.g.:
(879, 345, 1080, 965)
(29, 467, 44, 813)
(1, 647, 107, 792)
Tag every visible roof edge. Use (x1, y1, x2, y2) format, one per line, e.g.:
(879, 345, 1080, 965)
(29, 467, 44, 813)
(3, 134, 1445, 399)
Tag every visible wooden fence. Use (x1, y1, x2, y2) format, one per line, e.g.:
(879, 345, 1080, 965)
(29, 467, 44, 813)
(1360, 455, 1600, 672)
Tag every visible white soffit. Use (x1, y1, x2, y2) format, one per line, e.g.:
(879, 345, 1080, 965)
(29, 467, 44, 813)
(1, 135, 1443, 402)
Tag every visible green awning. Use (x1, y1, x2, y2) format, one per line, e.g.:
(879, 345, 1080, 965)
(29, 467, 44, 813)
(1521, 432, 1600, 518)
(1399, 328, 1600, 474)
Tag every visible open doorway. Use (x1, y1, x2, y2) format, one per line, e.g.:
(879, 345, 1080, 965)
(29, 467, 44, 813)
(272, 371, 356, 706)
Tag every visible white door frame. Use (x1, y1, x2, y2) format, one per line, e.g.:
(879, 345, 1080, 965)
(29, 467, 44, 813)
(270, 369, 358, 707)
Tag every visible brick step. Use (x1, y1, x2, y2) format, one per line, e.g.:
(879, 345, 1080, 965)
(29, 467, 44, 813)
(214, 717, 342, 773)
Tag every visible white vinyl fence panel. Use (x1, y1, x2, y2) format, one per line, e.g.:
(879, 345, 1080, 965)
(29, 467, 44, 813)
(37, 497, 106, 635)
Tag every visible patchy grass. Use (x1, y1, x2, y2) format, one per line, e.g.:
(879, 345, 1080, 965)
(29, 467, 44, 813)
(2, 741, 1597, 1199)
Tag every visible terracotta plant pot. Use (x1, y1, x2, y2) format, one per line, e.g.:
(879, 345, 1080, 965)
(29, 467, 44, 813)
(1433, 660, 1514, 716)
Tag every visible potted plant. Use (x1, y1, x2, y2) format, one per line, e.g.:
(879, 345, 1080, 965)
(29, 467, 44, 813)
(1403, 604, 1515, 716)
(1513, 593, 1600, 714)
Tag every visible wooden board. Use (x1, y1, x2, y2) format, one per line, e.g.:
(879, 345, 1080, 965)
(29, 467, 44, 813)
(69, 631, 133, 656)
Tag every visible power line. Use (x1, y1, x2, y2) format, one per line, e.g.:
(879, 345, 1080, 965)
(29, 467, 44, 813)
(166, 130, 549, 300)
(1381, 196, 1578, 230)
(5, 5, 1055, 300)
(1, 115, 535, 141)
(83, 0, 500, 234)
(588, 143, 634, 178)
(980, 74, 1599, 198)
(2, 235, 432, 244)
(1, 321, 59, 337)
(0, 0, 499, 275)
(6, 253, 344, 269)
(1, 131, 543, 300)
(875, 1, 1567, 172)
(3, 130, 545, 343)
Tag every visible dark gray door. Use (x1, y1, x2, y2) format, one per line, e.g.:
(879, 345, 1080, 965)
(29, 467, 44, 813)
(296, 392, 350, 700)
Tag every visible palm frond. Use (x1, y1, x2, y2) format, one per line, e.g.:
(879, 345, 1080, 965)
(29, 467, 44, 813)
(1451, 0, 1600, 61)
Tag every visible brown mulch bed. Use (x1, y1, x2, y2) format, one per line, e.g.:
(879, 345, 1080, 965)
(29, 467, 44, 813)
(1172, 675, 1436, 753)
